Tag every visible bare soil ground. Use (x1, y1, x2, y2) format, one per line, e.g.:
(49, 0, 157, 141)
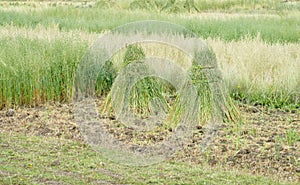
(0, 102, 299, 182)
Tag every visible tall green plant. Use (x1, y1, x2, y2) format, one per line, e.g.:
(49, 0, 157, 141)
(95, 60, 116, 96)
(0, 37, 87, 108)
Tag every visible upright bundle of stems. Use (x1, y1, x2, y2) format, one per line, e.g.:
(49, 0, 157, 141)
(100, 44, 239, 126)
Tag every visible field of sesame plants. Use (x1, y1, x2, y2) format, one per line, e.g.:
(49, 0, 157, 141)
(0, 0, 299, 184)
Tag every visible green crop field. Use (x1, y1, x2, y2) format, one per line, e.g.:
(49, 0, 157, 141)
(0, 0, 299, 184)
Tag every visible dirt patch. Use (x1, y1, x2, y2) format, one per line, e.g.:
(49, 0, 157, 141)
(0, 103, 82, 141)
(176, 104, 300, 182)
(0, 103, 299, 182)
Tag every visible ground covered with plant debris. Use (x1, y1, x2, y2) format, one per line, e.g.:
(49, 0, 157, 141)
(0, 103, 299, 183)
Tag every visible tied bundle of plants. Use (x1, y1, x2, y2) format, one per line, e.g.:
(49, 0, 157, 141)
(189, 48, 240, 124)
(101, 44, 174, 118)
(165, 47, 240, 128)
(123, 44, 172, 116)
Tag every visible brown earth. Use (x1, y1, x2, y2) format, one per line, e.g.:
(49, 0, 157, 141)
(0, 102, 299, 182)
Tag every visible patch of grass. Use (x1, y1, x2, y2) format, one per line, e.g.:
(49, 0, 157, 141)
(0, 5, 299, 43)
(0, 27, 299, 110)
(207, 37, 300, 109)
(284, 128, 300, 146)
(94, 60, 116, 97)
(0, 132, 297, 184)
(0, 36, 88, 108)
(89, 0, 300, 13)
